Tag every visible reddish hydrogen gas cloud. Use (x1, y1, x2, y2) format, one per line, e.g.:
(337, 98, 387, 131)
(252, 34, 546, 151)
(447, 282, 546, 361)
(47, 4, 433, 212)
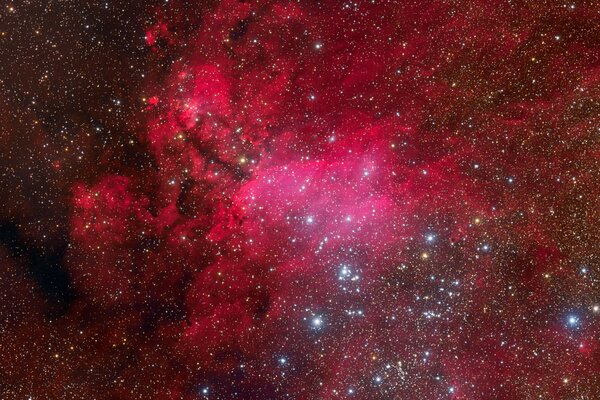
(3, 0, 600, 399)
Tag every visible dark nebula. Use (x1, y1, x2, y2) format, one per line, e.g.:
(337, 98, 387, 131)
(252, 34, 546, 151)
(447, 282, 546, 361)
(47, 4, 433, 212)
(1, 0, 600, 399)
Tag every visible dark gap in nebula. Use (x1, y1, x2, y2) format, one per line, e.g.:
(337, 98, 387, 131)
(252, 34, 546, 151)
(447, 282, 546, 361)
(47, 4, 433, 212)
(229, 18, 251, 41)
(0, 221, 75, 317)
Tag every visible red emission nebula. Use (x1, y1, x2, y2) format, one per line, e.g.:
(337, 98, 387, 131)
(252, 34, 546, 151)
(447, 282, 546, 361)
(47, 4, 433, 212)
(1, 0, 600, 399)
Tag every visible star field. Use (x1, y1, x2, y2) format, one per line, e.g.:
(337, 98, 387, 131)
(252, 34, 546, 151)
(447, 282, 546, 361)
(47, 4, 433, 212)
(1, 0, 600, 399)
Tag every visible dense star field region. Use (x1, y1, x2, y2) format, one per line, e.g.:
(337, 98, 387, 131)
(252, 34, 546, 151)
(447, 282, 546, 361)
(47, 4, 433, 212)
(1, 0, 600, 399)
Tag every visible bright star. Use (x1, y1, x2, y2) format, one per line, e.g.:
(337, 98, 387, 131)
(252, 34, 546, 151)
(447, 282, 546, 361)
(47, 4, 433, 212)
(567, 315, 580, 327)
(311, 316, 323, 328)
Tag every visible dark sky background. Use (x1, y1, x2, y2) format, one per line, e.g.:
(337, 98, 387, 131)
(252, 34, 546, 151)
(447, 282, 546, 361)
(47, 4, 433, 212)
(0, 0, 152, 313)
(1, 1, 600, 399)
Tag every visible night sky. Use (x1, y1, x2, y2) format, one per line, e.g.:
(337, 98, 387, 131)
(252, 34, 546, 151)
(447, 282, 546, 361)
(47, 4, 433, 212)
(1, 0, 600, 399)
